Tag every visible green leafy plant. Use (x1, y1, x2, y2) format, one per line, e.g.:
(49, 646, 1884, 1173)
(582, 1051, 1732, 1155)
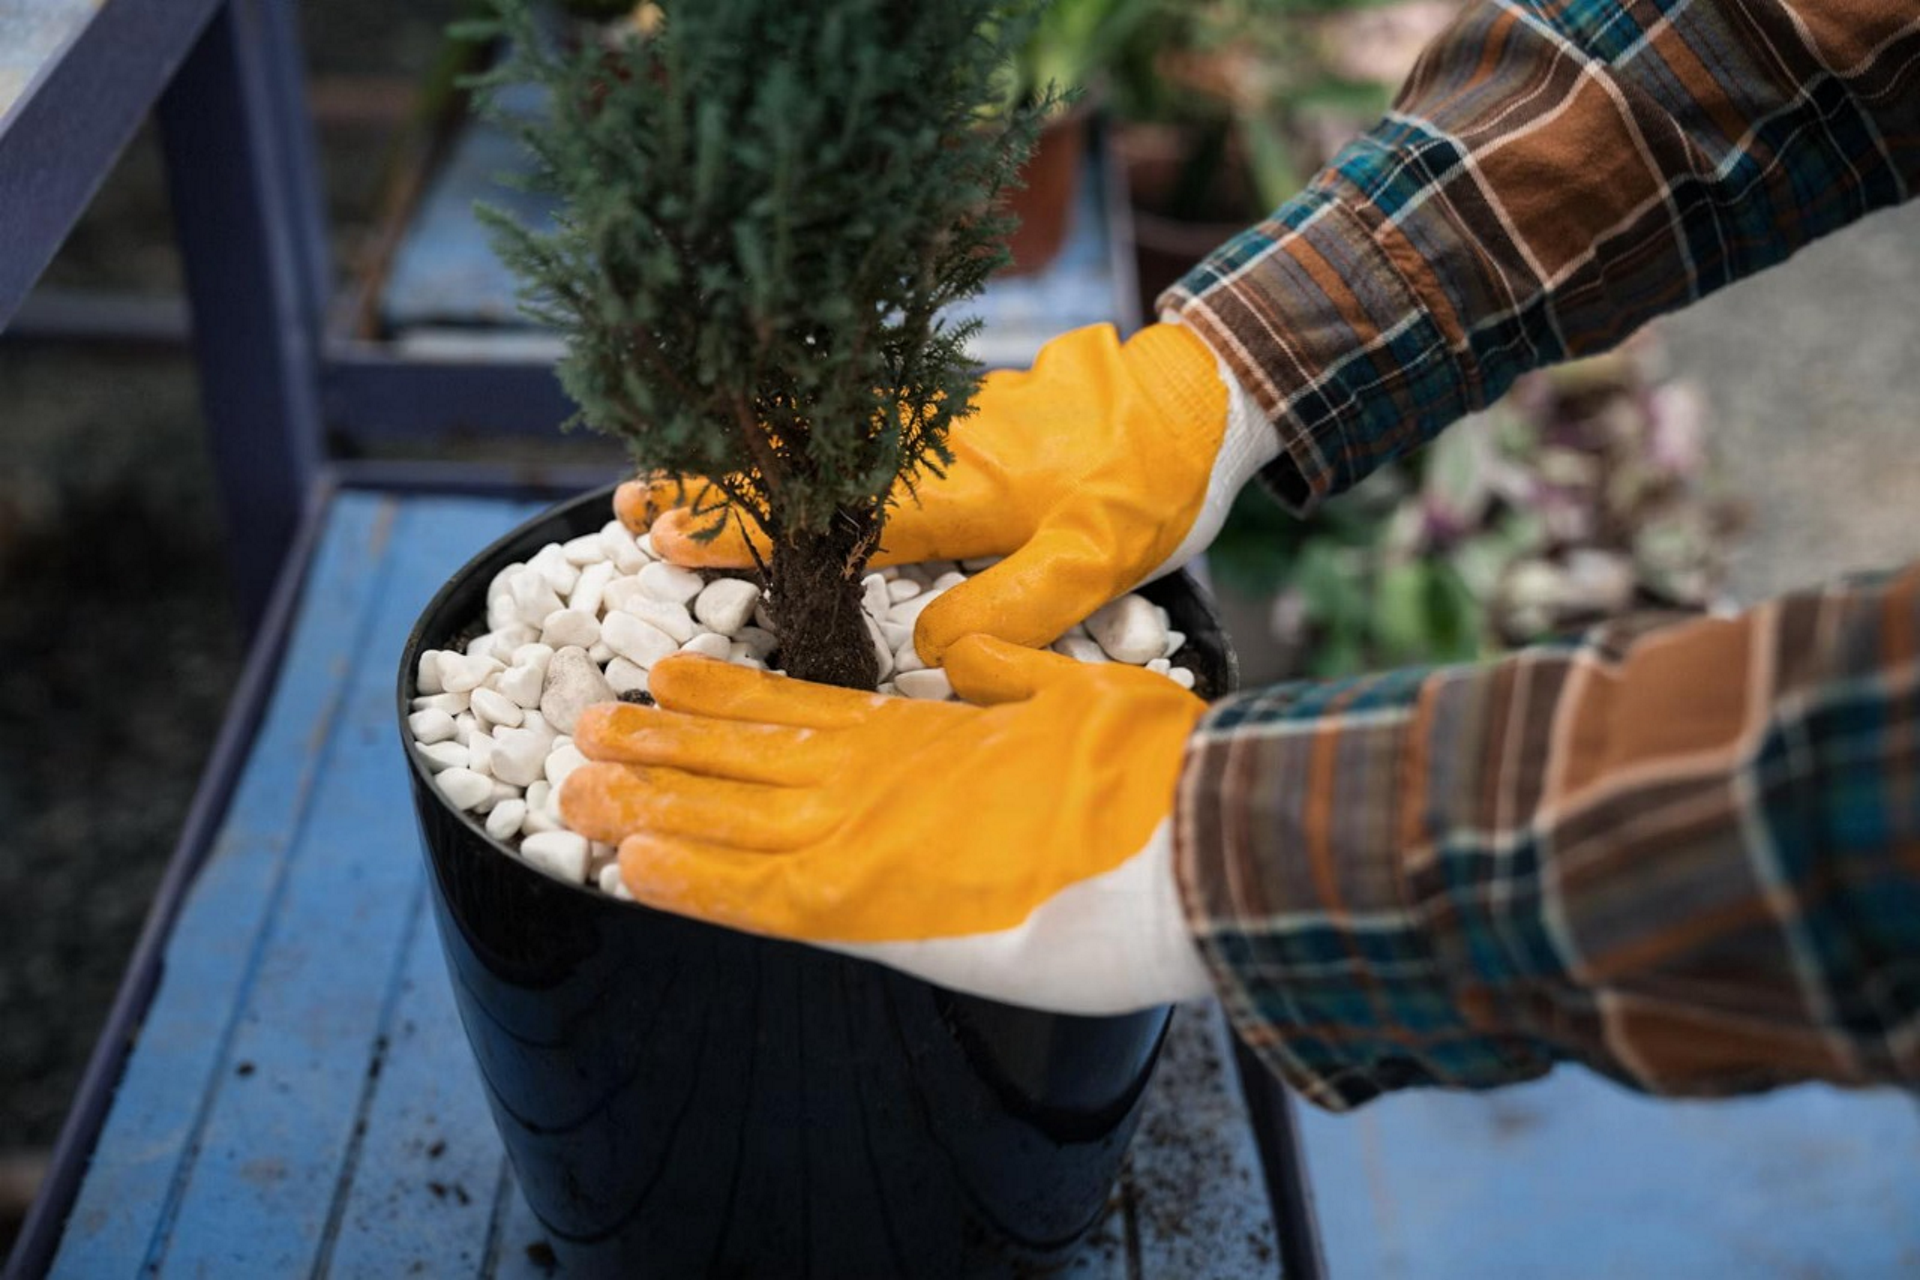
(465, 0, 1047, 688)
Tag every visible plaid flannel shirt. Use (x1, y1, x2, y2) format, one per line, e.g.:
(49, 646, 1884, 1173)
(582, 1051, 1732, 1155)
(1165, 0, 1920, 1109)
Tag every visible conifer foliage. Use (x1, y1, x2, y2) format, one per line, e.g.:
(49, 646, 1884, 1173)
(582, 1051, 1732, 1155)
(468, 1, 1048, 688)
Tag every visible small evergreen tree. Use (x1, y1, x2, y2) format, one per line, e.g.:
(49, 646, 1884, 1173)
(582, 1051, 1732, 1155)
(467, 0, 1048, 689)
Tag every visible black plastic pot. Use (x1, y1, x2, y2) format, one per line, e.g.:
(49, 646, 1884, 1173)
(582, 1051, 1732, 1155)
(398, 486, 1238, 1277)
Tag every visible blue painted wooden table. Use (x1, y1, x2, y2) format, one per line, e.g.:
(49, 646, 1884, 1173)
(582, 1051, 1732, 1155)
(40, 491, 1280, 1278)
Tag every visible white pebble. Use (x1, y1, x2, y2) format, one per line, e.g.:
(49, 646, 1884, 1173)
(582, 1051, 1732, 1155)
(597, 863, 624, 895)
(497, 662, 545, 710)
(865, 614, 894, 680)
(511, 642, 555, 674)
(411, 691, 469, 716)
(753, 596, 776, 630)
(526, 780, 551, 810)
(466, 733, 496, 778)
(681, 632, 731, 660)
(886, 578, 922, 604)
(960, 555, 1003, 572)
(486, 799, 528, 841)
(638, 561, 704, 605)
(452, 714, 480, 746)
(603, 611, 679, 668)
(408, 708, 457, 744)
(509, 570, 564, 627)
(486, 597, 517, 633)
(489, 729, 548, 787)
(520, 831, 590, 884)
(694, 578, 761, 636)
(1169, 666, 1197, 691)
(540, 646, 617, 734)
(1052, 636, 1109, 664)
(611, 592, 695, 643)
(522, 807, 563, 835)
(1146, 658, 1172, 674)
(1086, 595, 1168, 665)
(861, 574, 891, 623)
(435, 767, 491, 811)
(1162, 631, 1187, 659)
(529, 543, 580, 596)
(895, 668, 953, 700)
(734, 626, 778, 660)
(416, 651, 446, 695)
(471, 686, 524, 729)
(562, 533, 608, 566)
(880, 621, 912, 650)
(605, 657, 650, 695)
(418, 741, 469, 773)
(877, 681, 899, 696)
(893, 640, 927, 674)
(888, 588, 944, 629)
(469, 625, 535, 664)
(541, 608, 602, 650)
(569, 560, 615, 616)
(439, 652, 503, 695)
(587, 641, 614, 665)
(599, 520, 640, 567)
(545, 743, 589, 789)
(932, 570, 967, 591)
(636, 534, 660, 560)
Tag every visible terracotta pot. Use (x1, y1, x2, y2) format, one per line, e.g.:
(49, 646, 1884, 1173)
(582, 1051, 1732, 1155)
(998, 104, 1093, 277)
(398, 485, 1238, 1277)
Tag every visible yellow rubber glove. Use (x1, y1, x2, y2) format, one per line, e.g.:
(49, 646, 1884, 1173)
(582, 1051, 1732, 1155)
(615, 322, 1277, 662)
(559, 638, 1215, 1014)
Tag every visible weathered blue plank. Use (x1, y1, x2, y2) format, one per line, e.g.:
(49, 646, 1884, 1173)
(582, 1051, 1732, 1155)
(49, 493, 541, 1276)
(153, 497, 541, 1277)
(1297, 1068, 1920, 1278)
(51, 492, 396, 1276)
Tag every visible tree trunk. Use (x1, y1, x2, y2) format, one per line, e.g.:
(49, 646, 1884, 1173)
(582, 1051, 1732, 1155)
(767, 518, 880, 691)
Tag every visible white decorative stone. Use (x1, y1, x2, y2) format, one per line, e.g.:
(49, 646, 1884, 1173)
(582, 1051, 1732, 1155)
(1162, 630, 1187, 660)
(880, 621, 912, 650)
(541, 608, 602, 651)
(439, 652, 503, 695)
(529, 543, 580, 596)
(960, 555, 1003, 572)
(603, 611, 679, 668)
(489, 728, 548, 787)
(435, 767, 491, 811)
(526, 780, 552, 812)
(733, 626, 778, 660)
(466, 733, 496, 778)
(865, 614, 894, 681)
(614, 593, 695, 643)
(520, 831, 590, 884)
(885, 578, 922, 604)
(497, 663, 546, 710)
(509, 570, 564, 627)
(1169, 666, 1197, 691)
(587, 641, 614, 665)
(597, 658, 643, 696)
(681, 632, 731, 660)
(636, 533, 659, 561)
(411, 691, 469, 716)
(511, 642, 555, 673)
(471, 686, 524, 729)
(408, 708, 457, 744)
(893, 640, 927, 675)
(418, 741, 468, 773)
(1086, 594, 1167, 665)
(1052, 636, 1109, 664)
(569, 560, 615, 616)
(416, 651, 446, 695)
(597, 863, 624, 896)
(895, 668, 953, 701)
(1146, 658, 1172, 674)
(638, 561, 704, 605)
(932, 570, 967, 591)
(694, 578, 761, 636)
(522, 807, 563, 835)
(888, 588, 944, 629)
(453, 713, 480, 746)
(562, 533, 608, 566)
(545, 743, 589, 789)
(861, 574, 891, 622)
(486, 799, 528, 842)
(540, 646, 617, 734)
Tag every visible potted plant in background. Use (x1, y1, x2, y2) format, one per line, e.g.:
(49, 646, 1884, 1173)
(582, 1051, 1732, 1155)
(397, 1, 1237, 1274)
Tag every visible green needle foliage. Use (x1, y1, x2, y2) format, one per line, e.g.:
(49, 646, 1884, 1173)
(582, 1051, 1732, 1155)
(464, 0, 1048, 688)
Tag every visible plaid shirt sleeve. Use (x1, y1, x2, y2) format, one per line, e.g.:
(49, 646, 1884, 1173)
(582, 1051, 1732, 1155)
(1160, 0, 1920, 512)
(1177, 565, 1920, 1109)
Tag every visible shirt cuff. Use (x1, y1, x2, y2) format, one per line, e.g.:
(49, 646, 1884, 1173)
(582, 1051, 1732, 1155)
(1172, 673, 1557, 1110)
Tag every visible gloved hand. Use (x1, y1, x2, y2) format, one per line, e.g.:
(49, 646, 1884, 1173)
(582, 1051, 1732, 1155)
(615, 321, 1277, 662)
(559, 637, 1215, 1014)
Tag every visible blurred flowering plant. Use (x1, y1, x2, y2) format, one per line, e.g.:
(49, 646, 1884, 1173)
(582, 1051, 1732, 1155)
(1208, 331, 1744, 677)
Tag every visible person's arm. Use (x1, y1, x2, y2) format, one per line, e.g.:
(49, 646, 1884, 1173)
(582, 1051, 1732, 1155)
(1178, 563, 1920, 1109)
(1164, 0, 1920, 512)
